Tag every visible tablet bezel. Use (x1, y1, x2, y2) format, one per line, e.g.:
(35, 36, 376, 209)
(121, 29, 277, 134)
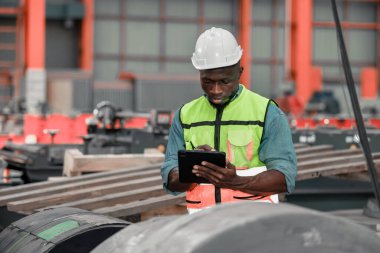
(178, 150, 226, 184)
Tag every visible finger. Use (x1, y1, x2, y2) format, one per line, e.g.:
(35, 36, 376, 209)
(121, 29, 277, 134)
(193, 165, 223, 181)
(195, 144, 213, 151)
(193, 168, 221, 184)
(225, 160, 236, 170)
(200, 161, 225, 171)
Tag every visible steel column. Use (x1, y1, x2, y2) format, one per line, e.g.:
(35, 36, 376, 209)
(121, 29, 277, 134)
(361, 67, 378, 99)
(80, 0, 94, 71)
(25, 0, 46, 114)
(239, 0, 251, 89)
(377, 1, 380, 97)
(292, 0, 313, 107)
(25, 0, 45, 68)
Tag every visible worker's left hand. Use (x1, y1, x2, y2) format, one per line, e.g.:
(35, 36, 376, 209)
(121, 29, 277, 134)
(192, 160, 243, 189)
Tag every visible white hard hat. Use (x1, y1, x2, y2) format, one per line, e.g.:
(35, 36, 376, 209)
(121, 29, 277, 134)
(191, 27, 243, 70)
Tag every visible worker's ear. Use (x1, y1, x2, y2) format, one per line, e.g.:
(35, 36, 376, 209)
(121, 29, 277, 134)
(239, 67, 244, 77)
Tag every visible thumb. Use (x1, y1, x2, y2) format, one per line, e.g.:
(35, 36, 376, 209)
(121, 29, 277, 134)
(226, 160, 236, 170)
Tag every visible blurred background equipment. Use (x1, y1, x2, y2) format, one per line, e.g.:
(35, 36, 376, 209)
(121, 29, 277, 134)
(305, 90, 341, 115)
(0, 101, 170, 183)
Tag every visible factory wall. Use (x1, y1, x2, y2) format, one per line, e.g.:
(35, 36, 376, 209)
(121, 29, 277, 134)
(92, 0, 378, 109)
(0, 0, 379, 114)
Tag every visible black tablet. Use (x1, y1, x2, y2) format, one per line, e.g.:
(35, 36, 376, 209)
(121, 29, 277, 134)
(178, 150, 226, 184)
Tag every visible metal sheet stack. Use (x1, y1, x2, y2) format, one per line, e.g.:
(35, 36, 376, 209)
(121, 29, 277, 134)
(0, 144, 379, 221)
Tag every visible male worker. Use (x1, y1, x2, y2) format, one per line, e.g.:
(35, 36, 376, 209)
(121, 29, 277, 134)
(161, 27, 297, 214)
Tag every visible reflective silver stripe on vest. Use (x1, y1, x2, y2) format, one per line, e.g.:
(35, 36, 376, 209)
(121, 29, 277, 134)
(236, 166, 279, 204)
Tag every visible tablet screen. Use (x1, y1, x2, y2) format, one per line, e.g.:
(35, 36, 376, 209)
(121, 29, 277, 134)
(178, 150, 226, 183)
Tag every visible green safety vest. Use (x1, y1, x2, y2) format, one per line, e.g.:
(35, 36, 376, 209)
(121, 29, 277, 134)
(180, 86, 277, 212)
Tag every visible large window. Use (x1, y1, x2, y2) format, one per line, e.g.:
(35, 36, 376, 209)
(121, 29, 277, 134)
(94, 0, 236, 81)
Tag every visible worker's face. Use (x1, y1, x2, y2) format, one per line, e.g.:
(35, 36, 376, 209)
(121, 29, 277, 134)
(200, 64, 243, 105)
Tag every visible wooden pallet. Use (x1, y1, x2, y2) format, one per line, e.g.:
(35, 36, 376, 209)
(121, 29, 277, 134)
(63, 149, 165, 177)
(0, 144, 379, 220)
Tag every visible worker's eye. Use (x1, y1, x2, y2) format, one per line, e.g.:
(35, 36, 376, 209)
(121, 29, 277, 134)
(221, 79, 230, 85)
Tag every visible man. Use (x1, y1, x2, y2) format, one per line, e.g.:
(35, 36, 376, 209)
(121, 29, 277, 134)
(161, 27, 297, 214)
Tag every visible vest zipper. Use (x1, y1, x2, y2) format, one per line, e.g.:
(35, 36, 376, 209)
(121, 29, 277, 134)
(214, 106, 224, 204)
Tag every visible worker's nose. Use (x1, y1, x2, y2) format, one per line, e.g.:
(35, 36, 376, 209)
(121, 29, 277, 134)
(209, 83, 222, 93)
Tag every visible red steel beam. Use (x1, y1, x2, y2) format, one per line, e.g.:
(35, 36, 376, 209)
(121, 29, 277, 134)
(239, 0, 251, 89)
(0, 43, 16, 50)
(80, 0, 94, 71)
(0, 26, 17, 33)
(361, 67, 378, 99)
(289, 0, 296, 80)
(293, 0, 313, 107)
(271, 0, 279, 95)
(25, 0, 45, 68)
(0, 7, 19, 15)
(377, 1, 380, 95)
(197, 0, 205, 34)
(0, 61, 14, 68)
(314, 21, 379, 30)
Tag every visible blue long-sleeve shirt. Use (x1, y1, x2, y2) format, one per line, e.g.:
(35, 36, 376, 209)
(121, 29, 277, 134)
(161, 86, 297, 195)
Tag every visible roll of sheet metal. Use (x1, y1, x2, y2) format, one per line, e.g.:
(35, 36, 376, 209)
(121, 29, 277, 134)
(92, 216, 176, 253)
(98, 202, 380, 253)
(0, 207, 129, 253)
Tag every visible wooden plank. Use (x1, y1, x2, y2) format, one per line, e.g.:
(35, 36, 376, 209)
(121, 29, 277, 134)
(298, 152, 380, 171)
(297, 149, 361, 162)
(93, 194, 186, 218)
(295, 145, 334, 155)
(7, 176, 163, 212)
(0, 169, 160, 206)
(40, 185, 166, 211)
(297, 159, 380, 180)
(0, 163, 160, 197)
(63, 149, 164, 177)
(63, 149, 83, 177)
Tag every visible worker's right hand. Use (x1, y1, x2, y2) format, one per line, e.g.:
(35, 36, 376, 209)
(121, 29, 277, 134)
(195, 144, 216, 151)
(167, 167, 196, 192)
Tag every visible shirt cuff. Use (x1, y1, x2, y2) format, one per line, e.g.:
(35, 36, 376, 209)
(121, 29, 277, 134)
(267, 165, 296, 194)
(161, 166, 184, 196)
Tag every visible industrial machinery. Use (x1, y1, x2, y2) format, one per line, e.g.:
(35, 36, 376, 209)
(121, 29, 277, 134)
(292, 127, 380, 152)
(0, 158, 23, 188)
(84, 101, 170, 155)
(0, 102, 171, 184)
(305, 91, 341, 115)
